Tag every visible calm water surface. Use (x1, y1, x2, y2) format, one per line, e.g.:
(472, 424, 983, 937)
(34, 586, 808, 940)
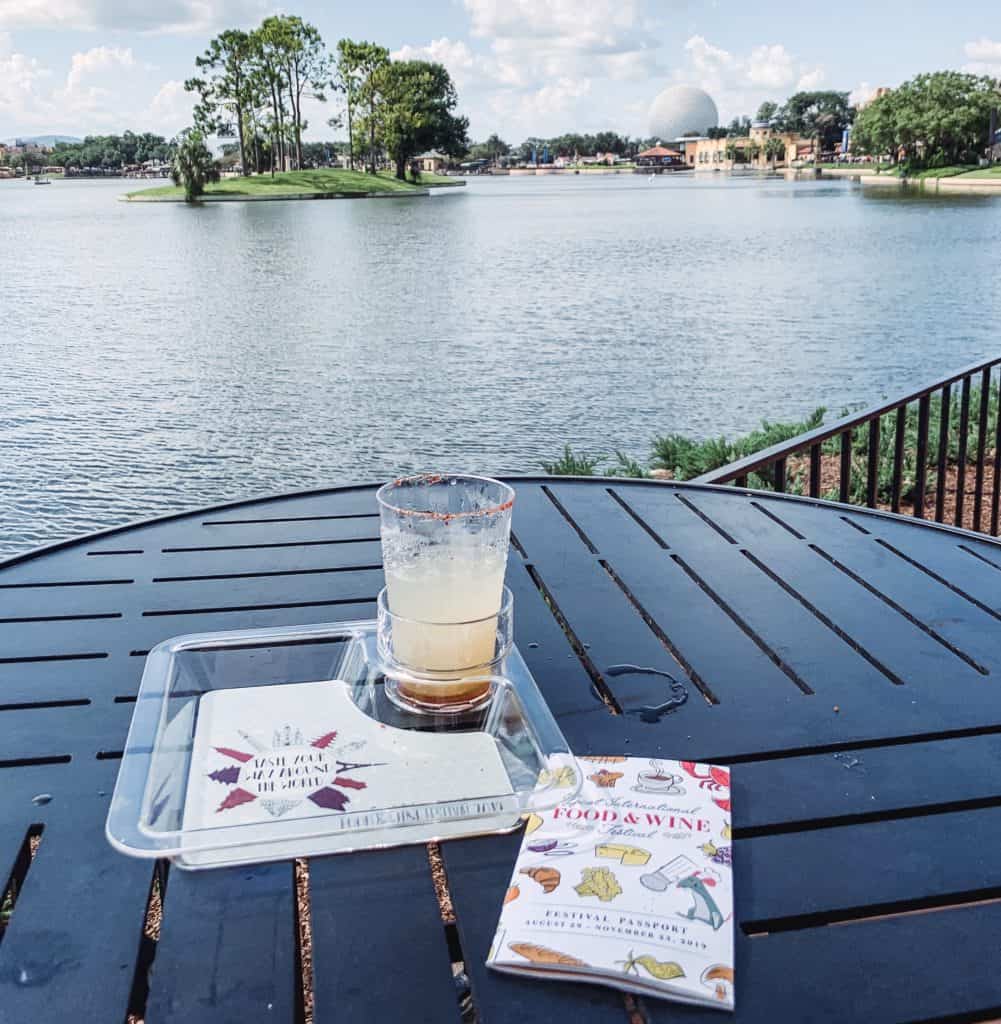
(2, 173, 1000, 557)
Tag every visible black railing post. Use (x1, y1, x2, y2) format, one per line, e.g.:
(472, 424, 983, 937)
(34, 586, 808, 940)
(809, 444, 821, 498)
(866, 419, 880, 508)
(992, 380, 1001, 537)
(956, 377, 972, 528)
(974, 367, 992, 533)
(774, 458, 787, 494)
(935, 384, 951, 523)
(839, 430, 852, 504)
(914, 395, 930, 519)
(891, 406, 906, 515)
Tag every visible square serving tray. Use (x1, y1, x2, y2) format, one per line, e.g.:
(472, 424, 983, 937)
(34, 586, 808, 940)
(105, 618, 580, 870)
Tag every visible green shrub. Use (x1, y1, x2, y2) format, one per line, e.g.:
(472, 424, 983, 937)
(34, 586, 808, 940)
(542, 445, 602, 476)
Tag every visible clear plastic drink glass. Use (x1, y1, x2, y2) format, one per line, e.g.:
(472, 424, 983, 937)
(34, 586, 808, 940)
(376, 474, 515, 712)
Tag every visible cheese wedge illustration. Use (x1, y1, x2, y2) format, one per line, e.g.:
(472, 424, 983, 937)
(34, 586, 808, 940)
(595, 842, 652, 866)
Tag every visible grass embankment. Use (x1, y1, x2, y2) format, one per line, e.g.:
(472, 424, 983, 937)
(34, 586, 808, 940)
(548, 383, 1001, 533)
(819, 162, 896, 173)
(821, 164, 1001, 181)
(863, 165, 1001, 180)
(127, 168, 457, 200)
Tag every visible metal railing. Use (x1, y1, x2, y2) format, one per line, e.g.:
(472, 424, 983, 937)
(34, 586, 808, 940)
(694, 354, 1001, 536)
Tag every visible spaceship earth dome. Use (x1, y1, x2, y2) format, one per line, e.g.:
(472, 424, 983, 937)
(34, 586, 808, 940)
(649, 85, 719, 139)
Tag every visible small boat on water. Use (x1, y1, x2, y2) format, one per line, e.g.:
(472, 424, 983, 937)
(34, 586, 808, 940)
(33, 175, 51, 185)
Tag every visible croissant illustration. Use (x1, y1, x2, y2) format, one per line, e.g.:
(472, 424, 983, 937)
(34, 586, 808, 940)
(520, 866, 561, 893)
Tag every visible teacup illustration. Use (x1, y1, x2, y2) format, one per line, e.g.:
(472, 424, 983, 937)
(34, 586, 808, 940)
(632, 760, 685, 794)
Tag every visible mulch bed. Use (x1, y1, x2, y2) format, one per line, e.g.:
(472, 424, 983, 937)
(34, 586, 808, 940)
(785, 453, 1001, 536)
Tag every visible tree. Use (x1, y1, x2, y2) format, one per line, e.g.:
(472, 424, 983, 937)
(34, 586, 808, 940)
(756, 101, 778, 123)
(170, 130, 220, 202)
(49, 134, 173, 170)
(370, 60, 469, 180)
(852, 72, 1001, 169)
(482, 133, 510, 161)
(271, 16, 331, 170)
(336, 39, 389, 172)
(185, 29, 255, 176)
(252, 18, 295, 173)
(468, 133, 510, 163)
(763, 134, 786, 168)
(776, 91, 854, 158)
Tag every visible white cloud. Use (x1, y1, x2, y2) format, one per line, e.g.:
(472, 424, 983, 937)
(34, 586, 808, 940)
(746, 44, 796, 89)
(463, 0, 648, 54)
(0, 38, 191, 137)
(392, 37, 526, 90)
(482, 75, 597, 138)
(965, 38, 1001, 62)
(66, 45, 134, 90)
(0, 44, 53, 124)
(142, 78, 192, 132)
(0, 0, 267, 35)
(394, 0, 662, 138)
(796, 67, 825, 91)
(677, 35, 823, 121)
(963, 38, 1001, 77)
(849, 81, 877, 108)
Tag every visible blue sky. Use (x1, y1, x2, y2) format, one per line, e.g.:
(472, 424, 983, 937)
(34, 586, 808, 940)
(2, 0, 999, 143)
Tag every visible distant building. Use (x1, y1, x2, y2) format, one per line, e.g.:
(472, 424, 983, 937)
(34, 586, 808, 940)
(663, 136, 708, 167)
(683, 124, 810, 170)
(415, 151, 448, 173)
(636, 145, 686, 169)
(858, 87, 891, 110)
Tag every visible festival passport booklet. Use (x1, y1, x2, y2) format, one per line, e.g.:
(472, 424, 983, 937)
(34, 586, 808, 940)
(177, 680, 515, 866)
(487, 755, 734, 1010)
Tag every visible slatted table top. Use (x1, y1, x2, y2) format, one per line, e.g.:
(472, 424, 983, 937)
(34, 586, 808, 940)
(4, 478, 1001, 1023)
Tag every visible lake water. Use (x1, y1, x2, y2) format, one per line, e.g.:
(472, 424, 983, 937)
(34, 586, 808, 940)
(2, 173, 1000, 558)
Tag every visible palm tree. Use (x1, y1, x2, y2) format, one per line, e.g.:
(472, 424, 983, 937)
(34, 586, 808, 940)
(724, 140, 738, 166)
(764, 135, 786, 169)
(170, 130, 220, 202)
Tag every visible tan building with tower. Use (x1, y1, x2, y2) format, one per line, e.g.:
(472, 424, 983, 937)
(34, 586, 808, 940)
(687, 123, 810, 171)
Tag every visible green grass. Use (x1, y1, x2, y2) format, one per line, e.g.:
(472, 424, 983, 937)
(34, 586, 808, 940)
(904, 165, 980, 180)
(820, 162, 897, 174)
(956, 166, 1001, 179)
(127, 168, 457, 200)
(879, 165, 1000, 181)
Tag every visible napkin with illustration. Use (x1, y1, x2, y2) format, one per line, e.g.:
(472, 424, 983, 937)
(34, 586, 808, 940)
(487, 755, 734, 1010)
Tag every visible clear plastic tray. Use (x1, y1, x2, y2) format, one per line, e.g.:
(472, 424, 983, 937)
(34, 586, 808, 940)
(106, 619, 579, 870)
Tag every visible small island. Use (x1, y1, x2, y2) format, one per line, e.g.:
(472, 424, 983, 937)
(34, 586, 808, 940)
(125, 168, 462, 202)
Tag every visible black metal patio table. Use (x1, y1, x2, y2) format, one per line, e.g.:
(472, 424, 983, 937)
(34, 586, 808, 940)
(4, 477, 1001, 1024)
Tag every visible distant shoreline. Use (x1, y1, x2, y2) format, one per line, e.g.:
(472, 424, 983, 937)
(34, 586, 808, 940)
(818, 165, 1001, 194)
